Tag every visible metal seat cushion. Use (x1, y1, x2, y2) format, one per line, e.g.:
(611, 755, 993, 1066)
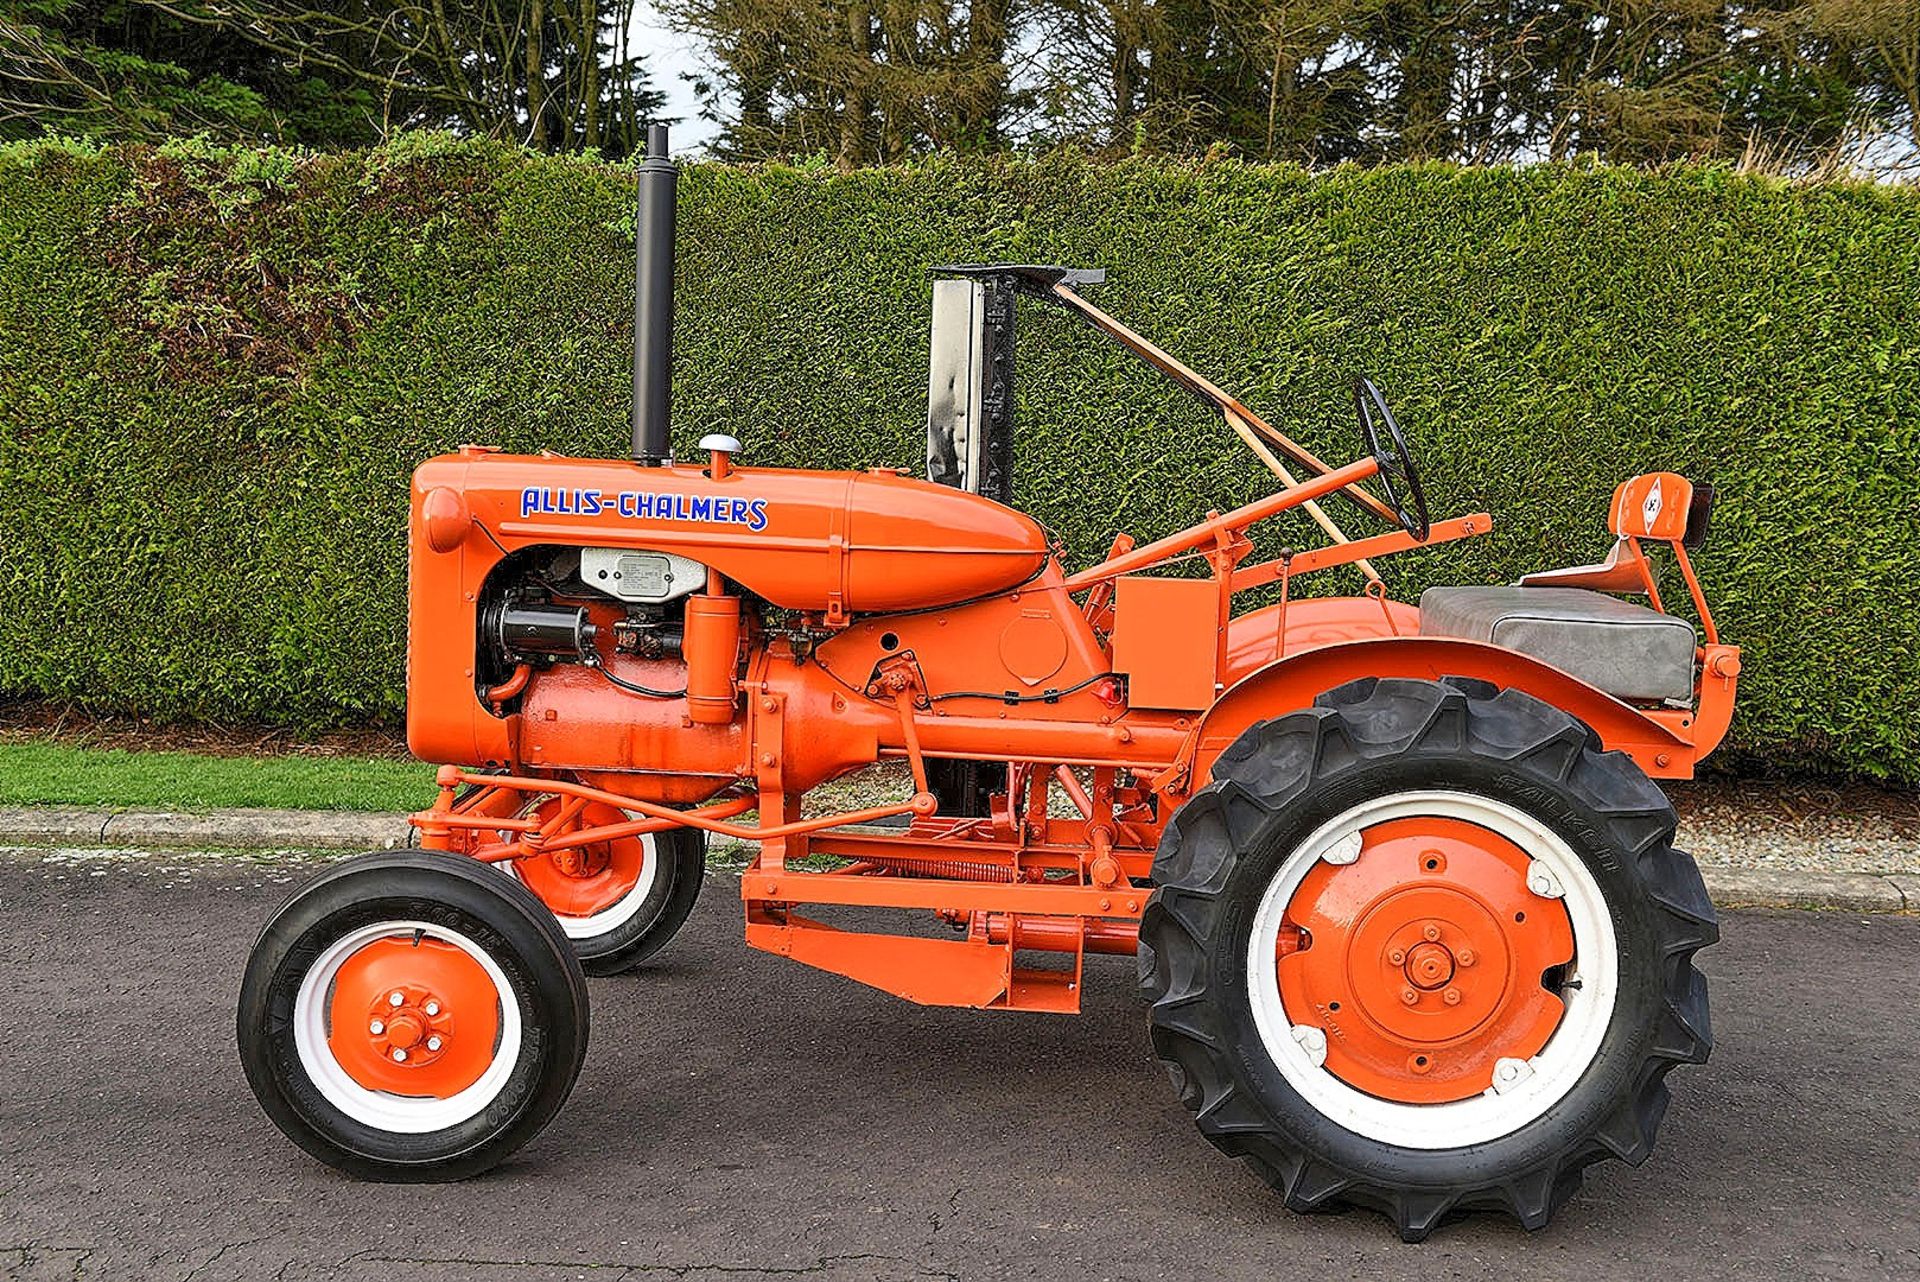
(1417, 586, 1696, 703)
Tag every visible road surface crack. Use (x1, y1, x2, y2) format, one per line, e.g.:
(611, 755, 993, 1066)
(182, 1236, 270, 1280)
(1, 1243, 95, 1279)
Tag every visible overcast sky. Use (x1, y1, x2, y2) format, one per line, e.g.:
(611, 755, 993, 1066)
(627, 0, 723, 152)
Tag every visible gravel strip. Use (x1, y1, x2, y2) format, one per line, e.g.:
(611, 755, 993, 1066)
(1672, 780, 1919, 876)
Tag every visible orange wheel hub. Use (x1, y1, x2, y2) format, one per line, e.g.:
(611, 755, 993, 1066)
(512, 800, 647, 918)
(326, 936, 502, 1097)
(1276, 817, 1574, 1103)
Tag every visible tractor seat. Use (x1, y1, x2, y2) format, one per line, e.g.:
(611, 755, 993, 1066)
(1418, 586, 1696, 703)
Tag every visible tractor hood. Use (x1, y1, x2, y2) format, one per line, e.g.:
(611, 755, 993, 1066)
(414, 447, 1050, 618)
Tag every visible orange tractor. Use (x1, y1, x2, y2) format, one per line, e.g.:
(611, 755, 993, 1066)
(239, 128, 1738, 1239)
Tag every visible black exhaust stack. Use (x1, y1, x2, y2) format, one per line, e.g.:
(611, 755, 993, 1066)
(632, 122, 677, 466)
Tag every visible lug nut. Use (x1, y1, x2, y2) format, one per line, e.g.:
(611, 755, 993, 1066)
(368, 1019, 385, 1035)
(1422, 923, 1441, 942)
(1401, 988, 1419, 1006)
(426, 1036, 443, 1052)
(391, 1048, 408, 1062)
(1457, 948, 1476, 966)
(1388, 948, 1406, 965)
(1443, 987, 1462, 1006)
(389, 991, 405, 1007)
(424, 1000, 440, 1016)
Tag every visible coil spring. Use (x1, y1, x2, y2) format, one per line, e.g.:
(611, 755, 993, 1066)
(855, 854, 1017, 882)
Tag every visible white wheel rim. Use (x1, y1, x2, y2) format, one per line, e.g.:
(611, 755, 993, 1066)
(1244, 790, 1619, 1150)
(292, 920, 523, 1134)
(508, 826, 660, 940)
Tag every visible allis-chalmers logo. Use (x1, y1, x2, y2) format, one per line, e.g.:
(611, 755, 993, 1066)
(520, 486, 769, 532)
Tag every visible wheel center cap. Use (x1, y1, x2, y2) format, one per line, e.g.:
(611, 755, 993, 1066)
(553, 845, 612, 879)
(385, 1013, 425, 1049)
(1404, 941, 1455, 990)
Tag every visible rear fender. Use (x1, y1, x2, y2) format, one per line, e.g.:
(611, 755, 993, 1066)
(1222, 597, 1420, 687)
(1183, 636, 1698, 785)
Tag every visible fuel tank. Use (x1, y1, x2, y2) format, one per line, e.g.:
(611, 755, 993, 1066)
(421, 448, 1049, 615)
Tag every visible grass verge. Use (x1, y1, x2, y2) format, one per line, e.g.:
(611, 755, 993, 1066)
(0, 742, 433, 813)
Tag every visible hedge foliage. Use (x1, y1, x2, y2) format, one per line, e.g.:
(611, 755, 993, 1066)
(2, 137, 1916, 779)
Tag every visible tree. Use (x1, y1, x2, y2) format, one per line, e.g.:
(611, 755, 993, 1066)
(671, 0, 1026, 163)
(9, 0, 1911, 170)
(1, 0, 378, 142)
(0, 0, 669, 155)
(1800, 0, 1920, 149)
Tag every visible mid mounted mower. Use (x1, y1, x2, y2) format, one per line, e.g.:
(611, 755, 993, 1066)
(239, 127, 1738, 1240)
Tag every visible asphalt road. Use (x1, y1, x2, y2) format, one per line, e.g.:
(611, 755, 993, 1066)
(1, 847, 1916, 1282)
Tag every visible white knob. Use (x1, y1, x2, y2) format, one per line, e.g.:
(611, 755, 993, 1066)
(699, 433, 741, 455)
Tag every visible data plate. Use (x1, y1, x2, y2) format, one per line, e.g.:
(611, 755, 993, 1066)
(579, 547, 707, 603)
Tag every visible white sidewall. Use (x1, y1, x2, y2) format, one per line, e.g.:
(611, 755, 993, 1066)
(1244, 790, 1619, 1150)
(292, 920, 523, 1134)
(509, 823, 661, 941)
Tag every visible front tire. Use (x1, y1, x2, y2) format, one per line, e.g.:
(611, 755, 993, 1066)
(1138, 677, 1716, 1239)
(238, 850, 590, 1181)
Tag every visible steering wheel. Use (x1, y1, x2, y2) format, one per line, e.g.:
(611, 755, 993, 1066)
(1354, 377, 1431, 541)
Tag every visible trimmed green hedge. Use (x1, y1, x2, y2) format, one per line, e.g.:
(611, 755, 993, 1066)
(2, 137, 1916, 779)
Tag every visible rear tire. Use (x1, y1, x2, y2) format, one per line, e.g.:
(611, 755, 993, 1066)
(238, 850, 590, 1181)
(1138, 677, 1716, 1240)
